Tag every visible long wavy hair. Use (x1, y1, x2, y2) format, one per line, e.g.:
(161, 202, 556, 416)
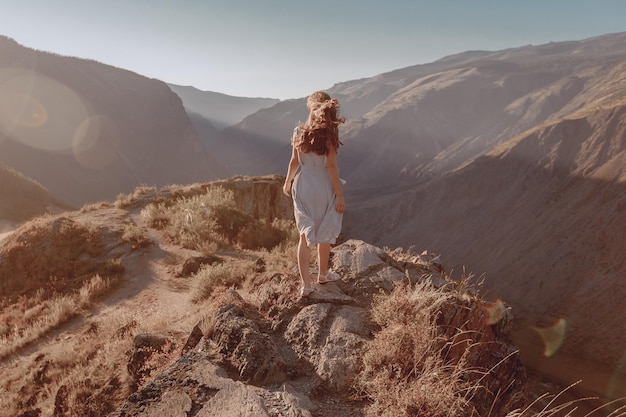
(293, 91, 345, 155)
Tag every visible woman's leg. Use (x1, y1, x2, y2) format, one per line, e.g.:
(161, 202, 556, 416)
(297, 234, 312, 288)
(317, 242, 330, 278)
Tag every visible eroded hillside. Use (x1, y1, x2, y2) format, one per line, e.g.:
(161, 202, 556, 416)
(345, 97, 626, 404)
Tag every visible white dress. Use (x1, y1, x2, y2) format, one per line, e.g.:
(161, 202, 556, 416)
(292, 149, 343, 247)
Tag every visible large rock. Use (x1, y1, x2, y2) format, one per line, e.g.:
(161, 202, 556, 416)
(202, 303, 287, 386)
(111, 353, 315, 417)
(285, 304, 370, 390)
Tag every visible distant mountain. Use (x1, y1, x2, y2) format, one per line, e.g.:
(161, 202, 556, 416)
(0, 36, 230, 206)
(168, 84, 280, 137)
(211, 31, 626, 373)
(214, 32, 626, 188)
(0, 161, 68, 223)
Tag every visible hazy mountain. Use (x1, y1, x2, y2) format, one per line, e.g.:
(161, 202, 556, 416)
(214, 32, 626, 188)
(0, 36, 230, 206)
(167, 84, 280, 130)
(167, 83, 279, 146)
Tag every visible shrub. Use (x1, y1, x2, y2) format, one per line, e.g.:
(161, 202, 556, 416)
(192, 263, 242, 303)
(142, 186, 292, 252)
(0, 217, 114, 301)
(355, 281, 525, 417)
(122, 223, 149, 249)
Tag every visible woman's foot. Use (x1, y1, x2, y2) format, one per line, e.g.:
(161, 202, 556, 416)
(317, 270, 341, 284)
(300, 286, 315, 297)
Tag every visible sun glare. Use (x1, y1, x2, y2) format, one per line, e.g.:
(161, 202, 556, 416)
(0, 68, 89, 152)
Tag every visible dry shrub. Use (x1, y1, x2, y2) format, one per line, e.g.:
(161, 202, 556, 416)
(141, 186, 291, 252)
(355, 280, 526, 417)
(121, 223, 149, 249)
(0, 216, 111, 301)
(140, 201, 172, 229)
(235, 218, 289, 251)
(115, 192, 135, 208)
(192, 262, 245, 303)
(356, 282, 472, 417)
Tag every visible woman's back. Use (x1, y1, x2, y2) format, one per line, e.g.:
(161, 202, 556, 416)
(298, 151, 326, 169)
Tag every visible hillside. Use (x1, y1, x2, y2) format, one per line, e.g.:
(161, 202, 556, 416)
(0, 177, 546, 417)
(0, 161, 68, 224)
(0, 36, 230, 207)
(345, 97, 626, 395)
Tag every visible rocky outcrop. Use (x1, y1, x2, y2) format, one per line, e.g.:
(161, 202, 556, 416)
(111, 239, 527, 416)
(209, 175, 294, 222)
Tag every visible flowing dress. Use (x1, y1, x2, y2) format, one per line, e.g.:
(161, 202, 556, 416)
(292, 150, 343, 248)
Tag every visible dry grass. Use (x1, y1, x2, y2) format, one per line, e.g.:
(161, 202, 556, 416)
(0, 216, 118, 301)
(0, 310, 141, 416)
(506, 381, 626, 417)
(356, 281, 473, 416)
(140, 186, 291, 252)
(121, 222, 150, 249)
(192, 262, 248, 303)
(0, 273, 121, 360)
(355, 280, 527, 417)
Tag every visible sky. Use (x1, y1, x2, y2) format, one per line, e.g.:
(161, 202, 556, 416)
(1, 0, 626, 100)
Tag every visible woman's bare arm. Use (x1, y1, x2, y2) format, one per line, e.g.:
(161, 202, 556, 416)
(283, 145, 299, 196)
(326, 146, 345, 213)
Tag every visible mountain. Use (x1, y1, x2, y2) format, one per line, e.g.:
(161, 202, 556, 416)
(167, 83, 280, 132)
(346, 97, 626, 361)
(0, 36, 230, 206)
(213, 32, 626, 188)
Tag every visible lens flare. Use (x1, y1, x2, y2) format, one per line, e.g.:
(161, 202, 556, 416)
(0, 68, 88, 152)
(0, 92, 47, 128)
(531, 318, 567, 357)
(607, 353, 626, 401)
(484, 298, 507, 325)
(72, 115, 119, 170)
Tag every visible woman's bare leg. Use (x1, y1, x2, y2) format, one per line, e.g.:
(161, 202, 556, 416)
(297, 234, 312, 288)
(317, 242, 330, 279)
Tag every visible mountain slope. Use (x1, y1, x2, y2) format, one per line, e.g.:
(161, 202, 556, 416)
(0, 36, 230, 206)
(212, 32, 626, 190)
(0, 162, 68, 223)
(345, 97, 626, 368)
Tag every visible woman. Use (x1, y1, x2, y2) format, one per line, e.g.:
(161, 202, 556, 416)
(283, 91, 346, 297)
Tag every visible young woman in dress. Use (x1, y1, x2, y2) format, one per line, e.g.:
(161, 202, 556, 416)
(283, 91, 346, 297)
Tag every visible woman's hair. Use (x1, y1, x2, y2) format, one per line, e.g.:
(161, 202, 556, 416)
(293, 91, 345, 155)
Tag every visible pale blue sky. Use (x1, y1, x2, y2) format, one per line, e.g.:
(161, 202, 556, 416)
(2, 0, 626, 99)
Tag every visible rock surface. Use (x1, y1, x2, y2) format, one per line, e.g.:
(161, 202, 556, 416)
(111, 239, 526, 416)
